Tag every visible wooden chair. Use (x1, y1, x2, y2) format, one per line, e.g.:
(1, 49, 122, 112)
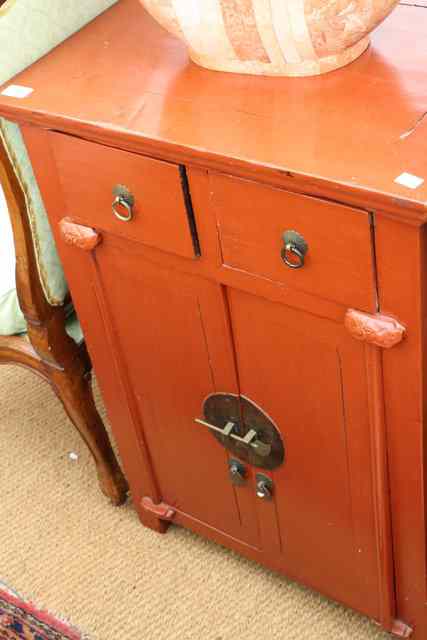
(0, 0, 128, 505)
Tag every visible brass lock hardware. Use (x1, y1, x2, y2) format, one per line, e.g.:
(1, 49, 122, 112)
(281, 230, 308, 269)
(195, 418, 272, 457)
(112, 184, 135, 222)
(197, 393, 285, 471)
(228, 459, 246, 486)
(256, 473, 273, 500)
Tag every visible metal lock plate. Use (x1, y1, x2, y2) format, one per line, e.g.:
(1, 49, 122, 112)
(198, 393, 285, 471)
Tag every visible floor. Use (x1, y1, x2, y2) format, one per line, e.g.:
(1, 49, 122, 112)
(0, 364, 391, 640)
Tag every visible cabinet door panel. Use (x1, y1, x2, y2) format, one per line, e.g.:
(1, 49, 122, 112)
(227, 288, 380, 618)
(94, 237, 257, 544)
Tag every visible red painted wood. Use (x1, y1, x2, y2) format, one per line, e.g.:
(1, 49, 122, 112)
(364, 344, 397, 631)
(91, 234, 260, 545)
(50, 132, 195, 260)
(345, 310, 406, 348)
(252, 471, 282, 556)
(4, 4, 427, 636)
(141, 497, 176, 521)
(392, 620, 414, 638)
(1, 1, 427, 221)
(22, 125, 167, 533)
(59, 217, 101, 251)
(374, 215, 427, 638)
(226, 287, 380, 618)
(210, 173, 376, 311)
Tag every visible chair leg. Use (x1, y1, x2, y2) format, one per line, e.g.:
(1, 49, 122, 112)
(50, 366, 129, 506)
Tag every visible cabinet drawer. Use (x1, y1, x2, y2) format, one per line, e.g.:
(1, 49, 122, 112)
(211, 174, 376, 310)
(49, 132, 197, 259)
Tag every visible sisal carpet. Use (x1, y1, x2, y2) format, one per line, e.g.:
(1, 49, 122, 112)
(0, 365, 389, 640)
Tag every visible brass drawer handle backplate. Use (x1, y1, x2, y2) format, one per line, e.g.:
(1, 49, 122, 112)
(112, 184, 135, 222)
(256, 473, 274, 500)
(282, 230, 308, 269)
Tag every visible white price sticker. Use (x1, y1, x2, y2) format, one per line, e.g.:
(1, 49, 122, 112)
(1, 85, 34, 99)
(394, 172, 424, 190)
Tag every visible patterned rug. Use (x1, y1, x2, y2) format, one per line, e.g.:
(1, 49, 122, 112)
(0, 587, 82, 640)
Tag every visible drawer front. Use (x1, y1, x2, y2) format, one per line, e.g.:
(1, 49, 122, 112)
(49, 132, 197, 259)
(210, 174, 376, 310)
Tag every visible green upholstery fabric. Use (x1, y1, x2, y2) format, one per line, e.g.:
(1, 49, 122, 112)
(19, 312, 84, 345)
(0, 180, 25, 335)
(0, 160, 83, 342)
(0, 288, 84, 343)
(0, 120, 67, 305)
(0, 0, 119, 307)
(65, 312, 84, 344)
(0, 155, 83, 342)
(0, 1, 119, 82)
(0, 289, 26, 336)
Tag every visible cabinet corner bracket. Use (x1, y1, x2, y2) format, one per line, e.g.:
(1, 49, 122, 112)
(141, 496, 176, 521)
(59, 217, 102, 252)
(391, 619, 413, 638)
(344, 309, 405, 349)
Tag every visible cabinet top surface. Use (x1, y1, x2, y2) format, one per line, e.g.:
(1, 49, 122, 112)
(1, 0, 427, 217)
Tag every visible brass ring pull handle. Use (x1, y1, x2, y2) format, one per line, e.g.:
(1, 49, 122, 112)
(112, 184, 135, 222)
(256, 473, 273, 500)
(281, 230, 308, 269)
(195, 418, 272, 457)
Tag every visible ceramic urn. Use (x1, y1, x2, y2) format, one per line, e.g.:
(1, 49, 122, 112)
(139, 0, 400, 76)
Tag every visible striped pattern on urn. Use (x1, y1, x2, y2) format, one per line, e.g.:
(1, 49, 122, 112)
(140, 0, 400, 76)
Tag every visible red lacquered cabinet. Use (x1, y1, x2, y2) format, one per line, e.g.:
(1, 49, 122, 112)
(2, 1, 427, 637)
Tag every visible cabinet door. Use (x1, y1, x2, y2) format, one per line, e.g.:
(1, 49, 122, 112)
(91, 235, 259, 545)
(227, 287, 380, 619)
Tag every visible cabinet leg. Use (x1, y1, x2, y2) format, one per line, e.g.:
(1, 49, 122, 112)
(51, 368, 128, 506)
(135, 496, 175, 534)
(136, 505, 171, 534)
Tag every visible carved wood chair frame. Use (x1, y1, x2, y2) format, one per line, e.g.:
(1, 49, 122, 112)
(0, 138, 128, 505)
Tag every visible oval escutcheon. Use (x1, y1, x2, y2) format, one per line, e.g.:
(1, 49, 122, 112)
(201, 393, 285, 471)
